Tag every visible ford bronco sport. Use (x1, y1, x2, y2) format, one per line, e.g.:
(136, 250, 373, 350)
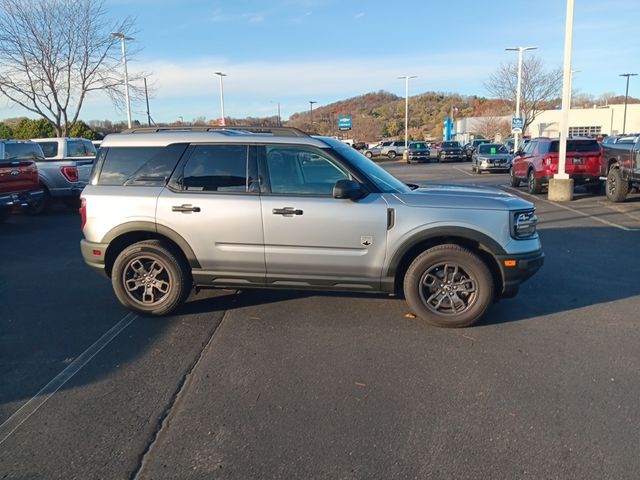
(80, 127, 543, 328)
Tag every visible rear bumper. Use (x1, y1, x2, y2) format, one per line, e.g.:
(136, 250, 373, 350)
(80, 239, 109, 277)
(0, 188, 44, 208)
(49, 184, 86, 199)
(497, 249, 545, 298)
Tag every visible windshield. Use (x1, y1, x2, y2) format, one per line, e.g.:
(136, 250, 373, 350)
(478, 144, 508, 154)
(441, 142, 460, 148)
(322, 138, 411, 193)
(409, 142, 427, 149)
(550, 140, 599, 153)
(473, 139, 490, 146)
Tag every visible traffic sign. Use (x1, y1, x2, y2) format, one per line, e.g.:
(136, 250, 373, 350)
(338, 115, 352, 131)
(511, 117, 524, 134)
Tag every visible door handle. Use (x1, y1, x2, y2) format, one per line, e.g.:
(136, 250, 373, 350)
(172, 204, 201, 213)
(272, 207, 303, 216)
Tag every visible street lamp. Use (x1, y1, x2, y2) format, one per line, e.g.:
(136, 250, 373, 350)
(505, 46, 537, 152)
(619, 73, 637, 134)
(309, 101, 317, 124)
(112, 32, 134, 129)
(214, 72, 227, 126)
(398, 75, 417, 158)
(568, 69, 580, 109)
(272, 101, 281, 126)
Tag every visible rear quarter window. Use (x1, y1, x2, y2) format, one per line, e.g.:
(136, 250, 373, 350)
(95, 144, 187, 186)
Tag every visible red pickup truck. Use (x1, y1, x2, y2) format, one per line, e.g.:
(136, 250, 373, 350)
(0, 140, 45, 221)
(510, 137, 602, 194)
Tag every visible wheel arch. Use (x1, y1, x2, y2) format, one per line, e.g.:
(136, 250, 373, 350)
(102, 222, 200, 277)
(386, 228, 505, 299)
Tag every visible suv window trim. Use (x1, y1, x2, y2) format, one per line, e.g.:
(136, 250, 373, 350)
(167, 143, 259, 196)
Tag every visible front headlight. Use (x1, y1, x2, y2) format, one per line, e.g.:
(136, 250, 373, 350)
(511, 209, 538, 239)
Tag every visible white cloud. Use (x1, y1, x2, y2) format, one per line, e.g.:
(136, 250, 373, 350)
(354, 12, 365, 19)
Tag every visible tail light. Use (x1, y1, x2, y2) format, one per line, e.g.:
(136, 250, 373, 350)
(80, 197, 87, 230)
(61, 166, 79, 182)
(544, 156, 552, 166)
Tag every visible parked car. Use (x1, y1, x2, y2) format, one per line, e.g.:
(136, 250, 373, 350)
(463, 138, 490, 160)
(600, 134, 640, 202)
(406, 142, 430, 164)
(510, 137, 602, 194)
(364, 141, 391, 159)
(471, 144, 512, 174)
(30, 137, 97, 210)
(0, 140, 44, 221)
(80, 126, 543, 328)
(380, 140, 407, 159)
(437, 141, 465, 162)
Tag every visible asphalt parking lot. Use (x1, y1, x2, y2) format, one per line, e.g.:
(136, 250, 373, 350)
(1, 161, 640, 479)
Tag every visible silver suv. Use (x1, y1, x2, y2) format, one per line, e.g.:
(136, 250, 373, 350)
(80, 127, 543, 328)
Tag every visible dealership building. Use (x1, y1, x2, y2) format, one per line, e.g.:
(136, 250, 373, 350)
(454, 103, 640, 143)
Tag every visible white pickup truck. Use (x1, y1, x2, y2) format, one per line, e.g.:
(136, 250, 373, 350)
(30, 137, 96, 210)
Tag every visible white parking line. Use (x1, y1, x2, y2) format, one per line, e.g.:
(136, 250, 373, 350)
(453, 167, 473, 176)
(0, 312, 137, 445)
(501, 185, 640, 232)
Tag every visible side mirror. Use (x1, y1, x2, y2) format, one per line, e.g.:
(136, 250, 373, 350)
(333, 179, 365, 200)
(515, 148, 524, 156)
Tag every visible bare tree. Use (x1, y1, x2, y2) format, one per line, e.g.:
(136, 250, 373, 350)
(474, 114, 511, 142)
(485, 56, 562, 135)
(0, 0, 138, 136)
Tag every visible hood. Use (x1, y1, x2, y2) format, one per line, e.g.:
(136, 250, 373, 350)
(393, 183, 533, 211)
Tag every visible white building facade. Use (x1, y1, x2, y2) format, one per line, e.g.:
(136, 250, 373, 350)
(455, 103, 640, 142)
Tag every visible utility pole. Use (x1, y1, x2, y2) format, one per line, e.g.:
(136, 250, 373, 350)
(214, 72, 227, 126)
(143, 77, 151, 126)
(620, 73, 637, 134)
(398, 75, 416, 160)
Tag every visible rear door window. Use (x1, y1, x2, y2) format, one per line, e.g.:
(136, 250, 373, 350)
(179, 145, 249, 193)
(38, 142, 58, 158)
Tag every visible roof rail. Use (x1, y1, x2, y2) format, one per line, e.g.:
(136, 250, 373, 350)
(120, 125, 309, 137)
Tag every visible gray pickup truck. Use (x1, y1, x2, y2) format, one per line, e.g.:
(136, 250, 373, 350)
(30, 137, 96, 210)
(601, 134, 640, 202)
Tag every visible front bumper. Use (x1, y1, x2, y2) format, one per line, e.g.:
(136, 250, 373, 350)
(497, 249, 545, 298)
(408, 153, 430, 162)
(81, 239, 109, 277)
(440, 152, 464, 161)
(478, 163, 511, 172)
(0, 188, 44, 208)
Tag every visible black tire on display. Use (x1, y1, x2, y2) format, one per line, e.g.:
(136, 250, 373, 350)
(388, 151, 397, 159)
(606, 167, 629, 202)
(111, 240, 191, 316)
(403, 244, 494, 328)
(510, 167, 520, 187)
(527, 169, 542, 194)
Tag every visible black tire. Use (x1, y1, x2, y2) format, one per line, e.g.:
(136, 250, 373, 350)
(403, 244, 494, 328)
(527, 169, 542, 194)
(365, 151, 373, 159)
(606, 167, 629, 202)
(388, 151, 397, 159)
(30, 187, 50, 215)
(111, 240, 191, 316)
(510, 167, 520, 187)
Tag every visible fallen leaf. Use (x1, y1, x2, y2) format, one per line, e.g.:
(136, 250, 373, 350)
(404, 312, 417, 319)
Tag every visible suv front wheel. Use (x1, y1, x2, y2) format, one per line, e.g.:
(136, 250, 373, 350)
(403, 244, 494, 328)
(112, 240, 191, 316)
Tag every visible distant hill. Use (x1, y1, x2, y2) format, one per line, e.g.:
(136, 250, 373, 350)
(284, 90, 515, 141)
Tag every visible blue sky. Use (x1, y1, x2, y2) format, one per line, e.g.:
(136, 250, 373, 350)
(1, 0, 638, 123)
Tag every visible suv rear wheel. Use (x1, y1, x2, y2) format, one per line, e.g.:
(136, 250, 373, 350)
(403, 244, 494, 328)
(606, 167, 629, 202)
(365, 151, 373, 159)
(112, 240, 191, 316)
(387, 151, 397, 159)
(527, 169, 542, 194)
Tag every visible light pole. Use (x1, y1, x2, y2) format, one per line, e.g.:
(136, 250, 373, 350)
(505, 46, 537, 152)
(214, 72, 227, 126)
(309, 101, 317, 125)
(568, 69, 580, 109)
(548, 0, 574, 202)
(112, 32, 134, 129)
(272, 101, 281, 126)
(398, 75, 416, 158)
(620, 73, 637, 134)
